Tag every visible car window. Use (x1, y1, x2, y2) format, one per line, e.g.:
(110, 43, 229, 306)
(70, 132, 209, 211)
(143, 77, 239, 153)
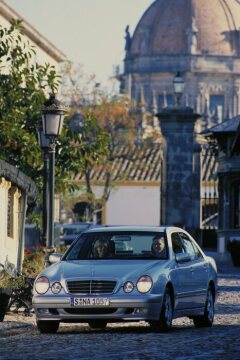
(54, 224, 90, 240)
(171, 233, 184, 254)
(179, 232, 200, 260)
(63, 225, 89, 236)
(63, 231, 168, 260)
(191, 240, 203, 259)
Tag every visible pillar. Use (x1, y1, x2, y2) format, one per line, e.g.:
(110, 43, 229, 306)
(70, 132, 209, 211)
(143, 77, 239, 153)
(156, 107, 200, 231)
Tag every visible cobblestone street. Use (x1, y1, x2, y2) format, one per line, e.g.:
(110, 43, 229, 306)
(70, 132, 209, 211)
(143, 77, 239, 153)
(0, 272, 239, 360)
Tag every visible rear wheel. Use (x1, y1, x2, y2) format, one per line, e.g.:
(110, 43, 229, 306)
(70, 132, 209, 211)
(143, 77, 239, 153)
(88, 320, 107, 329)
(36, 320, 59, 334)
(193, 287, 214, 328)
(149, 288, 173, 332)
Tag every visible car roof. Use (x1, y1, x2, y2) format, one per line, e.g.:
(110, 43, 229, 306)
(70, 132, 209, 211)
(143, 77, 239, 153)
(84, 225, 174, 233)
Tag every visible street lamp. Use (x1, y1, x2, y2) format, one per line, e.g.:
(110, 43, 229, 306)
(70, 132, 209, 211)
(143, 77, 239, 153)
(173, 72, 185, 107)
(41, 93, 67, 247)
(38, 129, 50, 247)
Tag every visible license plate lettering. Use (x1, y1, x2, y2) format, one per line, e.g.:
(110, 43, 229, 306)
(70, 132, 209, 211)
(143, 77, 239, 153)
(71, 297, 109, 306)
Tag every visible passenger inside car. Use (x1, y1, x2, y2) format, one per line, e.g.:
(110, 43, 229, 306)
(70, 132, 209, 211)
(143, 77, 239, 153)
(151, 236, 166, 257)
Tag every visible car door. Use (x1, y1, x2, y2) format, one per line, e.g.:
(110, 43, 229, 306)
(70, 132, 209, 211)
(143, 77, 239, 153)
(178, 232, 208, 308)
(170, 232, 193, 311)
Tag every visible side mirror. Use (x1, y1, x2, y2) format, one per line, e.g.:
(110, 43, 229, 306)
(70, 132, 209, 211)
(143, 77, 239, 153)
(44, 247, 58, 267)
(44, 246, 56, 254)
(175, 252, 191, 263)
(49, 253, 62, 264)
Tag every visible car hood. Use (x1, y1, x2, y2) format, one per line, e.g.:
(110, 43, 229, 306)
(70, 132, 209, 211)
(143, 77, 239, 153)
(41, 259, 168, 282)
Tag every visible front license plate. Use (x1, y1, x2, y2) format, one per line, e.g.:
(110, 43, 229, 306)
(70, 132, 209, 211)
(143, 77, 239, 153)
(71, 297, 110, 307)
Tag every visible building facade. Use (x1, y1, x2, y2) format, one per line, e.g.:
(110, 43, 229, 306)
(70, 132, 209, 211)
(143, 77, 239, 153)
(120, 0, 240, 247)
(0, 160, 38, 271)
(0, 0, 66, 67)
(122, 0, 240, 127)
(0, 0, 66, 268)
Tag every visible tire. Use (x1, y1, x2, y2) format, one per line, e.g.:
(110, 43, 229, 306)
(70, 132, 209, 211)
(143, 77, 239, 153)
(36, 320, 59, 334)
(88, 320, 107, 329)
(193, 287, 214, 328)
(0, 311, 5, 322)
(0, 293, 10, 322)
(149, 288, 173, 332)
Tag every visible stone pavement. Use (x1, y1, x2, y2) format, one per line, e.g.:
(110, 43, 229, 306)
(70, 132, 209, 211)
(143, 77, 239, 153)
(0, 256, 239, 360)
(0, 270, 239, 360)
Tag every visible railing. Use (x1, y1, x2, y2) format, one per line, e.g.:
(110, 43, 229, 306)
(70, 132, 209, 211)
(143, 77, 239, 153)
(201, 144, 219, 230)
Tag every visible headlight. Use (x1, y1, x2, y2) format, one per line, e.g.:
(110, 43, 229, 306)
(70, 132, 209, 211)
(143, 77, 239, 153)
(35, 276, 50, 294)
(123, 281, 134, 293)
(51, 282, 62, 294)
(136, 275, 153, 293)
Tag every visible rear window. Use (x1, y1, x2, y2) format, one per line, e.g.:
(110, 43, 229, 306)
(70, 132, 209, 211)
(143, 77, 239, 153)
(63, 225, 89, 236)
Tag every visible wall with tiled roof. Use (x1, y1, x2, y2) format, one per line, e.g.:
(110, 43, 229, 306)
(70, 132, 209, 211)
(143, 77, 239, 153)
(74, 144, 162, 183)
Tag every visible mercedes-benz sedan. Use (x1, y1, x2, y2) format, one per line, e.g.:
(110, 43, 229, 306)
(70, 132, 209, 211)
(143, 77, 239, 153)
(32, 226, 218, 334)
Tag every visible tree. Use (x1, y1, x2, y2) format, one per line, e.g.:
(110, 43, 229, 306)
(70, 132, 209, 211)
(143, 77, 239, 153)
(60, 61, 139, 222)
(0, 20, 60, 183)
(0, 22, 109, 223)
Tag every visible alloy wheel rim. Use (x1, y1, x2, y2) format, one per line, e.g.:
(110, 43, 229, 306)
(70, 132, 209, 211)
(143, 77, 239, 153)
(206, 290, 214, 322)
(165, 294, 172, 326)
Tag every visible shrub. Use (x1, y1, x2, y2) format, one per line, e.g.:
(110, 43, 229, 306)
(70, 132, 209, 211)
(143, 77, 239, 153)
(22, 248, 45, 278)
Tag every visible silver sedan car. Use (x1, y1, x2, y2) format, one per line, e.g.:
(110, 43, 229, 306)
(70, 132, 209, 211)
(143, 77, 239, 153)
(32, 226, 218, 334)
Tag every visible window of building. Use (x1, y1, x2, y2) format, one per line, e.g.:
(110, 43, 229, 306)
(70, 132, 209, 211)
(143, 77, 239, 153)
(210, 95, 224, 122)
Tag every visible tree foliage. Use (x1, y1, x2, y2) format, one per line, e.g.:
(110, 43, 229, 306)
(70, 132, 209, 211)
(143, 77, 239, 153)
(0, 22, 109, 220)
(60, 61, 139, 222)
(0, 20, 60, 182)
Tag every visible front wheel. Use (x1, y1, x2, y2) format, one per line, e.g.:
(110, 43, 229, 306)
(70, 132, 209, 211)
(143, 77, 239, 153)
(149, 288, 173, 332)
(193, 287, 215, 328)
(88, 320, 107, 329)
(36, 320, 59, 334)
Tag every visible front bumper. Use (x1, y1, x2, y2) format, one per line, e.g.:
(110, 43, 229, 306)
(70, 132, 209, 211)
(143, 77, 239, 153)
(33, 294, 163, 322)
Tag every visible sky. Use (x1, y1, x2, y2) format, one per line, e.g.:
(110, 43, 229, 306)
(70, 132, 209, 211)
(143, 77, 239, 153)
(4, 0, 153, 90)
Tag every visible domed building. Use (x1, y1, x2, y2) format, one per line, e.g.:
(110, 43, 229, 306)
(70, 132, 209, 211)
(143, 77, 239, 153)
(121, 0, 240, 253)
(122, 0, 240, 125)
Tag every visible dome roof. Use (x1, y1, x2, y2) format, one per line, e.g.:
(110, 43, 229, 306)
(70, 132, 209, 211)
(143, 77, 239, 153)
(130, 0, 240, 56)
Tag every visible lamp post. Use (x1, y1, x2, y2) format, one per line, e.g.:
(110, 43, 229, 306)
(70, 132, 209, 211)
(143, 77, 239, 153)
(41, 93, 67, 247)
(38, 130, 50, 246)
(173, 72, 185, 107)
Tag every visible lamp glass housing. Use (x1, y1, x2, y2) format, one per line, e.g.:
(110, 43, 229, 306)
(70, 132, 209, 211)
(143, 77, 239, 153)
(42, 112, 65, 137)
(41, 93, 67, 138)
(173, 73, 185, 95)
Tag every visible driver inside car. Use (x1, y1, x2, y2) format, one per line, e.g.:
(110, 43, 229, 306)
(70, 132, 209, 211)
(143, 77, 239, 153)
(92, 239, 115, 258)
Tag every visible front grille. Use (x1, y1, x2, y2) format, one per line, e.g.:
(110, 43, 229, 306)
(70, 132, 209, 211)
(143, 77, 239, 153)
(64, 308, 117, 315)
(49, 308, 59, 315)
(66, 280, 117, 294)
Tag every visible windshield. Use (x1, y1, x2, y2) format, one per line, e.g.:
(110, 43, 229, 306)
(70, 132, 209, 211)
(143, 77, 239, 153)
(63, 231, 168, 260)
